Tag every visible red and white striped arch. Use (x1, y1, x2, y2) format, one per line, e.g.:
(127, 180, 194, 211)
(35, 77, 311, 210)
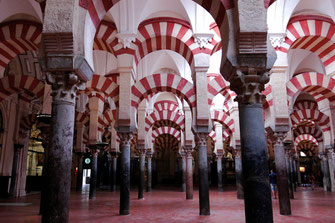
(286, 72, 335, 106)
(279, 16, 335, 75)
(145, 110, 184, 132)
(293, 126, 323, 142)
(295, 134, 318, 146)
(0, 21, 42, 76)
(262, 84, 273, 110)
(290, 109, 330, 131)
(211, 110, 234, 135)
(93, 21, 117, 55)
(0, 75, 44, 102)
(131, 73, 196, 109)
(209, 130, 217, 143)
(151, 126, 181, 143)
(82, 74, 119, 105)
(208, 75, 230, 105)
(222, 128, 231, 141)
(75, 112, 90, 127)
(98, 109, 117, 130)
(296, 142, 318, 152)
(154, 100, 179, 113)
(294, 100, 318, 111)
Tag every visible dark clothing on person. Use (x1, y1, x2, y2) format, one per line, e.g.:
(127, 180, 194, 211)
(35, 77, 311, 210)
(269, 172, 277, 185)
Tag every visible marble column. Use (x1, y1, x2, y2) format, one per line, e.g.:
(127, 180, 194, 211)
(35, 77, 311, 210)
(326, 148, 335, 192)
(147, 152, 153, 192)
(230, 70, 273, 222)
(110, 152, 118, 192)
(185, 146, 194, 200)
(89, 147, 99, 199)
(138, 148, 146, 199)
(235, 147, 244, 199)
(118, 132, 133, 215)
(196, 133, 210, 216)
(273, 133, 291, 216)
(320, 152, 331, 191)
(9, 144, 23, 198)
(288, 152, 295, 198)
(42, 72, 85, 223)
(291, 154, 298, 192)
(180, 152, 186, 192)
(76, 152, 84, 192)
(216, 153, 223, 192)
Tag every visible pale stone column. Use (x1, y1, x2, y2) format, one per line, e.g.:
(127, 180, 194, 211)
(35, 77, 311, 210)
(179, 152, 186, 192)
(138, 146, 146, 199)
(284, 144, 294, 199)
(146, 152, 153, 192)
(216, 153, 223, 192)
(234, 146, 244, 199)
(320, 152, 331, 191)
(326, 148, 335, 192)
(273, 132, 291, 215)
(75, 122, 85, 192)
(117, 131, 133, 215)
(185, 146, 194, 200)
(9, 144, 24, 198)
(42, 72, 86, 223)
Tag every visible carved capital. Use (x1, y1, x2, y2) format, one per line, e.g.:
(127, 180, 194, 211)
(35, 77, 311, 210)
(88, 145, 100, 157)
(326, 147, 334, 158)
(235, 148, 242, 159)
(118, 132, 133, 146)
(116, 33, 137, 49)
(269, 33, 286, 49)
(184, 146, 194, 157)
(193, 33, 213, 49)
(273, 132, 287, 146)
(138, 148, 147, 157)
(216, 152, 224, 161)
(319, 152, 327, 161)
(285, 148, 292, 159)
(47, 72, 85, 104)
(195, 132, 208, 147)
(229, 68, 269, 104)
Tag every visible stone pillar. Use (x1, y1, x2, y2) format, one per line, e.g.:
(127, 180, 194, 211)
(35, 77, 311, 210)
(180, 152, 186, 192)
(320, 152, 331, 191)
(9, 144, 24, 198)
(42, 72, 85, 223)
(284, 145, 294, 199)
(147, 152, 153, 192)
(118, 131, 133, 215)
(185, 146, 194, 200)
(230, 69, 273, 222)
(195, 132, 210, 216)
(288, 152, 295, 198)
(110, 152, 118, 192)
(216, 153, 223, 192)
(235, 147, 244, 199)
(138, 148, 146, 199)
(76, 152, 84, 192)
(296, 159, 302, 185)
(273, 133, 291, 215)
(89, 147, 99, 199)
(326, 148, 335, 192)
(291, 153, 298, 192)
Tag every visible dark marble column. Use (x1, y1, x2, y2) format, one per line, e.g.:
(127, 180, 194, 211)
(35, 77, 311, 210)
(195, 132, 210, 216)
(292, 156, 298, 192)
(285, 149, 294, 199)
(320, 152, 331, 191)
(89, 147, 99, 199)
(230, 70, 273, 223)
(76, 152, 84, 192)
(185, 146, 193, 200)
(118, 132, 133, 215)
(42, 72, 85, 223)
(147, 152, 153, 192)
(180, 152, 186, 192)
(9, 144, 23, 198)
(216, 153, 223, 192)
(138, 148, 146, 199)
(110, 152, 118, 192)
(273, 133, 291, 216)
(326, 148, 335, 192)
(235, 147, 244, 199)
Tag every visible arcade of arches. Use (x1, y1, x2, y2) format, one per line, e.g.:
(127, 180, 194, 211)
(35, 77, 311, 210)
(1, 0, 335, 222)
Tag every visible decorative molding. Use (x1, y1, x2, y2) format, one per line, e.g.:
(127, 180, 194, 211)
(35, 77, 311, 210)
(238, 32, 267, 54)
(193, 33, 214, 49)
(116, 33, 137, 49)
(269, 33, 286, 48)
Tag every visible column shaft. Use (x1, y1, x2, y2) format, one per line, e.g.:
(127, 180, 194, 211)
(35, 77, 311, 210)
(198, 140, 210, 215)
(9, 146, 22, 197)
(181, 155, 186, 192)
(274, 137, 291, 215)
(186, 150, 193, 200)
(76, 153, 84, 192)
(89, 150, 98, 199)
(235, 148, 244, 199)
(42, 101, 75, 223)
(217, 156, 223, 192)
(147, 155, 152, 192)
(239, 103, 273, 222)
(321, 154, 331, 191)
(111, 155, 117, 191)
(138, 152, 146, 199)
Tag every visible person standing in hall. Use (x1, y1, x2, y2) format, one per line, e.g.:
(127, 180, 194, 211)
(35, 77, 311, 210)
(269, 170, 277, 199)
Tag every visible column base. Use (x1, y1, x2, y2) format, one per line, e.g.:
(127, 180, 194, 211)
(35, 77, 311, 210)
(120, 210, 130, 216)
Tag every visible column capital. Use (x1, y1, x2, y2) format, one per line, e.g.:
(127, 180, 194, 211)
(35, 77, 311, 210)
(235, 148, 242, 159)
(193, 130, 209, 147)
(137, 148, 147, 157)
(319, 152, 328, 161)
(273, 132, 287, 146)
(326, 147, 334, 157)
(118, 132, 133, 146)
(216, 152, 224, 160)
(46, 72, 85, 104)
(229, 68, 269, 104)
(88, 145, 100, 157)
(184, 146, 194, 156)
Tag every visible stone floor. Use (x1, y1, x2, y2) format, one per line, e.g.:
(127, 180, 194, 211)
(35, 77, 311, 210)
(0, 186, 335, 223)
